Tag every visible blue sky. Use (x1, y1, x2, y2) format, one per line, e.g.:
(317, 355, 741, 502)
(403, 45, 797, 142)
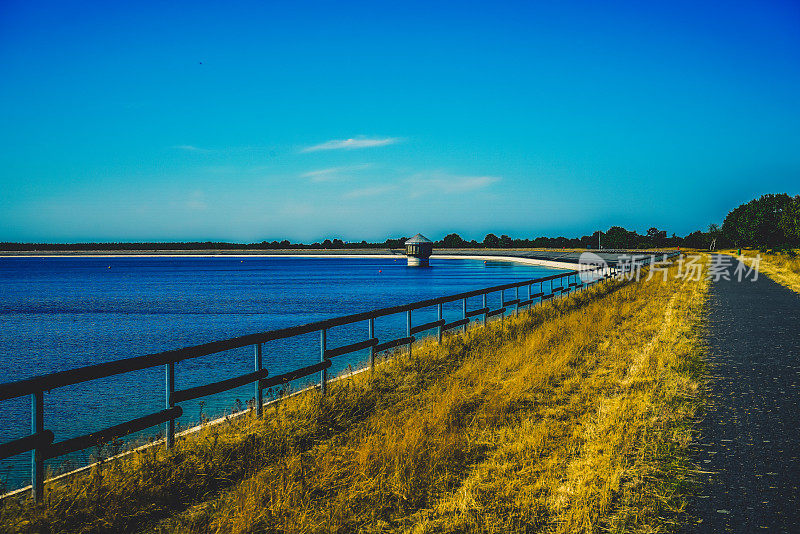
(1, 0, 799, 243)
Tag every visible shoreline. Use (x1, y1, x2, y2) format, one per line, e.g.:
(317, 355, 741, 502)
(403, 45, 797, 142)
(0, 250, 593, 271)
(0, 247, 587, 257)
(433, 254, 590, 271)
(0, 253, 403, 259)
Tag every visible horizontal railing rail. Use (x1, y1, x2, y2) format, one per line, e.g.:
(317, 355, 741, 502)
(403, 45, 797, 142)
(0, 251, 678, 501)
(258, 360, 331, 391)
(42, 407, 183, 462)
(324, 338, 379, 359)
(0, 432, 54, 462)
(373, 336, 416, 353)
(410, 319, 446, 335)
(465, 307, 489, 318)
(442, 317, 470, 331)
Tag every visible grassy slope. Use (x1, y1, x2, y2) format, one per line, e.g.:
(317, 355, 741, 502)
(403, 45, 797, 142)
(721, 249, 800, 295)
(1, 262, 707, 533)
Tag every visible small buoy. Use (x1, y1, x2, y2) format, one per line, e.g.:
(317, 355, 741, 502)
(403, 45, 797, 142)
(108, 265, 111, 269)
(379, 270, 382, 273)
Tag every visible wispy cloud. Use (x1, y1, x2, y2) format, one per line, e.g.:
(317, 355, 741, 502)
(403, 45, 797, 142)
(302, 136, 400, 152)
(407, 173, 501, 197)
(172, 145, 208, 152)
(343, 184, 401, 199)
(172, 145, 277, 155)
(301, 164, 371, 182)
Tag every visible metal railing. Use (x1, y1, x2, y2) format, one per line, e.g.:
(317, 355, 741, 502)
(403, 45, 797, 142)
(0, 253, 673, 501)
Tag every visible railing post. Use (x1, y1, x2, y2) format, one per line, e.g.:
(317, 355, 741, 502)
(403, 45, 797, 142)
(369, 317, 376, 375)
(437, 304, 443, 344)
(31, 391, 44, 503)
(528, 284, 532, 306)
(462, 298, 468, 333)
(320, 329, 327, 396)
(165, 362, 175, 449)
(254, 343, 263, 417)
(500, 291, 505, 324)
(515, 286, 520, 315)
(407, 310, 413, 356)
(483, 293, 488, 323)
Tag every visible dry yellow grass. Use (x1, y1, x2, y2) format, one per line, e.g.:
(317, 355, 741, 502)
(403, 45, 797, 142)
(1, 262, 708, 533)
(721, 248, 800, 294)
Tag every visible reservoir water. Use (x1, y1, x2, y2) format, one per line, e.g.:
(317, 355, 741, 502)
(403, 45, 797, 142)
(0, 255, 564, 490)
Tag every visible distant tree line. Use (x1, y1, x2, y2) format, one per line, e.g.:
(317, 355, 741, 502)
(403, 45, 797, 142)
(720, 193, 800, 248)
(2, 193, 797, 252)
(0, 239, 412, 252)
(0, 231, 679, 252)
(436, 227, 676, 250)
(0, 228, 698, 251)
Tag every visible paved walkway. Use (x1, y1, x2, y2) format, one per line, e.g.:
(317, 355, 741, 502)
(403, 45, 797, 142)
(685, 255, 800, 533)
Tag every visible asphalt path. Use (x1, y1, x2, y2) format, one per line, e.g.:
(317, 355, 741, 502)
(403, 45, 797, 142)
(685, 255, 800, 533)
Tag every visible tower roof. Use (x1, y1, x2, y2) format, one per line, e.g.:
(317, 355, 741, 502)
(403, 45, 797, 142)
(405, 233, 432, 245)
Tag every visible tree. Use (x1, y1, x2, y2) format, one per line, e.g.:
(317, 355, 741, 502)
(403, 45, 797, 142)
(441, 233, 468, 248)
(604, 226, 637, 249)
(646, 227, 667, 246)
(483, 233, 500, 247)
(722, 193, 795, 248)
(779, 195, 800, 245)
(384, 237, 408, 248)
(683, 231, 709, 249)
